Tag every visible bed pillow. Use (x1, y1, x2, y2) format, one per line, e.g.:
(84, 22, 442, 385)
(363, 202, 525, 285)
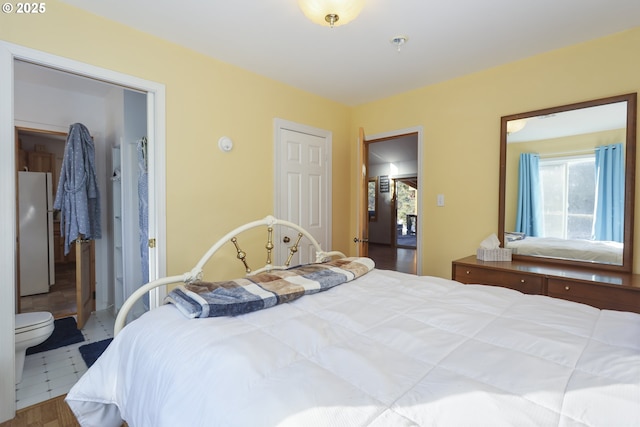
(505, 231, 526, 242)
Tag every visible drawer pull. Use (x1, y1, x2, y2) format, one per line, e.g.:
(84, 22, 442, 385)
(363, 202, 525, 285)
(466, 270, 470, 275)
(565, 286, 570, 291)
(520, 279, 525, 283)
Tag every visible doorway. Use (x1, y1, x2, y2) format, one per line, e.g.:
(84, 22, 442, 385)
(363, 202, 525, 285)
(15, 127, 81, 319)
(0, 41, 167, 421)
(363, 130, 421, 275)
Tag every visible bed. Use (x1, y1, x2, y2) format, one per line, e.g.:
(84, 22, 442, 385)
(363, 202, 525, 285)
(505, 236, 624, 265)
(66, 216, 640, 427)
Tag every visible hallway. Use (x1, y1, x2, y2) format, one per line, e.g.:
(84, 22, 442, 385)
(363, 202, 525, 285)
(368, 243, 417, 275)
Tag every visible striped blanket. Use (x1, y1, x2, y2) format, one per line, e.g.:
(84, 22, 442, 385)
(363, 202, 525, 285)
(165, 257, 375, 318)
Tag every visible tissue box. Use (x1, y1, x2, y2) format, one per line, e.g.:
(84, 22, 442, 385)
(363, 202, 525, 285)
(477, 248, 512, 261)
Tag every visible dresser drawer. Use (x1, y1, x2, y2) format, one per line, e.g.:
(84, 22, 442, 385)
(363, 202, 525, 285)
(548, 279, 640, 313)
(453, 265, 543, 295)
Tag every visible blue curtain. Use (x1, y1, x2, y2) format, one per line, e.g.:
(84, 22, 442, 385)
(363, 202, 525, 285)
(515, 153, 543, 236)
(592, 143, 624, 242)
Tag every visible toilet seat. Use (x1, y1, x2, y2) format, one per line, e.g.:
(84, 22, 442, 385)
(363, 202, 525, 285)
(15, 312, 54, 334)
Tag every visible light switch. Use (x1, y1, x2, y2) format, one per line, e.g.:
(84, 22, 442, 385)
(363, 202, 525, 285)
(437, 194, 445, 207)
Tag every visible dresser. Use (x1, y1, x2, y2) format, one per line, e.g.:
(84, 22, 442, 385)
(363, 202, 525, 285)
(452, 255, 640, 314)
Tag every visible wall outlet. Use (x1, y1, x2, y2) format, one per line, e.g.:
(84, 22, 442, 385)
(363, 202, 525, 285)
(437, 194, 445, 207)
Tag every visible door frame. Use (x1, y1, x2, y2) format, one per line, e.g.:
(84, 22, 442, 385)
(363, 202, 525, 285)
(0, 41, 167, 421)
(359, 126, 423, 275)
(14, 126, 68, 312)
(273, 118, 332, 261)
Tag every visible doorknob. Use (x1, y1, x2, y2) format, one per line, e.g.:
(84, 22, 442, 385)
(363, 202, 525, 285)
(283, 236, 290, 243)
(353, 237, 369, 243)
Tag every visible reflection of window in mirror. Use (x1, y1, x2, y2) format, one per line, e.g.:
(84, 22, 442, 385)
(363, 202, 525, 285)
(500, 93, 636, 271)
(540, 155, 595, 239)
(368, 178, 378, 221)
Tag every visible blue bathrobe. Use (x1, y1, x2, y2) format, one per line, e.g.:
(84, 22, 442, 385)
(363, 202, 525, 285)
(54, 123, 101, 255)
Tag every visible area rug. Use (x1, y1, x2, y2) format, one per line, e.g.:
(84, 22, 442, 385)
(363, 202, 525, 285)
(26, 316, 85, 355)
(79, 338, 113, 368)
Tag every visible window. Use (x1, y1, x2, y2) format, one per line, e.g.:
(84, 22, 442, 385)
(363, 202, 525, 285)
(368, 178, 378, 221)
(396, 179, 417, 230)
(539, 155, 595, 239)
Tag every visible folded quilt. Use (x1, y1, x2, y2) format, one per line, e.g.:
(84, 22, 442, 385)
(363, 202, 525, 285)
(165, 257, 375, 318)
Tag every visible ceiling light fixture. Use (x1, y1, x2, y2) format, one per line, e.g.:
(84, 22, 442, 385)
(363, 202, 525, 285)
(506, 119, 528, 134)
(390, 36, 408, 52)
(298, 0, 366, 28)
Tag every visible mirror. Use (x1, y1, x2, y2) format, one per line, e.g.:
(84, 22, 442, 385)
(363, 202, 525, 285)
(499, 93, 637, 272)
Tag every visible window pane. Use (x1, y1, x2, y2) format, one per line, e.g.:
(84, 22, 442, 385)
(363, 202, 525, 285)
(539, 156, 595, 239)
(567, 159, 595, 239)
(540, 163, 566, 238)
(368, 181, 376, 211)
(568, 160, 595, 214)
(544, 213, 564, 237)
(568, 215, 593, 239)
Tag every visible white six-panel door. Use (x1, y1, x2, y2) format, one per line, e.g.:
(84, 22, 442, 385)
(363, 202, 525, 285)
(274, 120, 331, 266)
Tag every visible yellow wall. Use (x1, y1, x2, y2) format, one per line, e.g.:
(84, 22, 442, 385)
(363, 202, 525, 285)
(2, 2, 639, 279)
(1, 0, 352, 278)
(352, 27, 640, 278)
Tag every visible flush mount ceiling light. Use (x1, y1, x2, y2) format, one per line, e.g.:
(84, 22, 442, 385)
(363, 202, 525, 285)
(390, 35, 409, 52)
(298, 0, 366, 28)
(506, 119, 528, 134)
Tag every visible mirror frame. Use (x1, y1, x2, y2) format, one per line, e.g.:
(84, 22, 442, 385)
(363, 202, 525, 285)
(499, 93, 637, 272)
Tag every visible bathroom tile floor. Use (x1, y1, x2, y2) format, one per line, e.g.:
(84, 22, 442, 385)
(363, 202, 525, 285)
(15, 309, 115, 410)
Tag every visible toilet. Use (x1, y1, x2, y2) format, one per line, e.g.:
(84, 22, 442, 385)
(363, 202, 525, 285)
(15, 312, 54, 384)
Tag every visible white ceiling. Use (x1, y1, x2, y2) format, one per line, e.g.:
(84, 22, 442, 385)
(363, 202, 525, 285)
(57, 0, 640, 106)
(507, 101, 629, 143)
(368, 135, 417, 165)
(14, 60, 117, 97)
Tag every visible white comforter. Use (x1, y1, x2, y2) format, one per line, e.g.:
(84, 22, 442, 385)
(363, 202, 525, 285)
(506, 236, 623, 264)
(66, 269, 640, 427)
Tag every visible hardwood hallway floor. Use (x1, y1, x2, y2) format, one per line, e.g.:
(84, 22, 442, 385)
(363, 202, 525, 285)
(368, 243, 417, 275)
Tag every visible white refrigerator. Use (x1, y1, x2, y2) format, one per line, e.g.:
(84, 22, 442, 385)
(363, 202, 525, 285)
(18, 171, 56, 296)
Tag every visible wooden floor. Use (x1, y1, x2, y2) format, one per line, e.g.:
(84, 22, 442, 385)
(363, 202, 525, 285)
(0, 395, 127, 427)
(0, 395, 79, 427)
(20, 263, 77, 319)
(368, 243, 417, 275)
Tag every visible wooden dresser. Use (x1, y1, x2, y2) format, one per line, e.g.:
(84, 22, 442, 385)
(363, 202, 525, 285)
(452, 255, 640, 314)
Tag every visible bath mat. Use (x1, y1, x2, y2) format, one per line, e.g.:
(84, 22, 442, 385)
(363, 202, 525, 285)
(79, 338, 113, 368)
(26, 316, 85, 355)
